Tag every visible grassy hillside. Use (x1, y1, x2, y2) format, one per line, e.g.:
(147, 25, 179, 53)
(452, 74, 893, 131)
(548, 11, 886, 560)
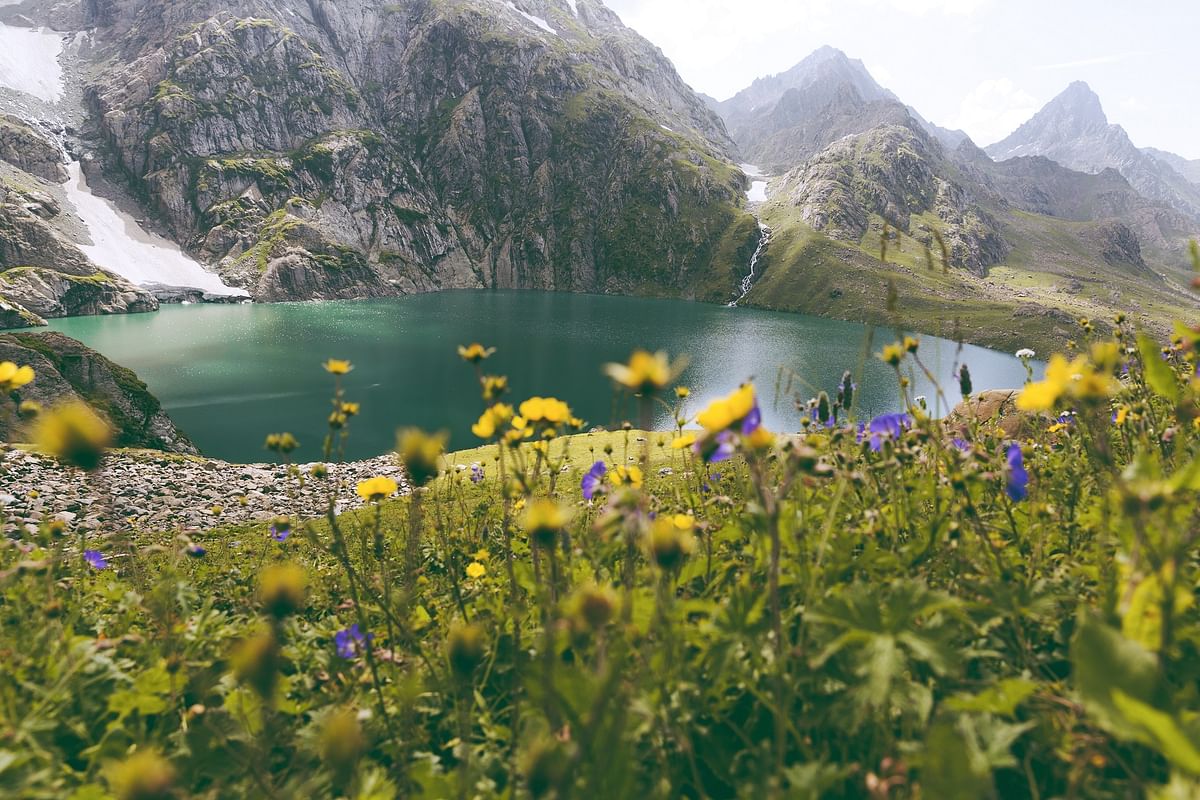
(3, 331, 1200, 797)
(748, 200, 1199, 353)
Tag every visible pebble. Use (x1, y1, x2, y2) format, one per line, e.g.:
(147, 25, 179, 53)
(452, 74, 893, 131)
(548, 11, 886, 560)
(0, 448, 410, 537)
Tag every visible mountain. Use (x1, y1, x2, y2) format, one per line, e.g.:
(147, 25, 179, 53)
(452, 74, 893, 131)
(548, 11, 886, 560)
(986, 82, 1200, 220)
(1143, 147, 1200, 186)
(41, 0, 753, 303)
(744, 112, 1197, 350)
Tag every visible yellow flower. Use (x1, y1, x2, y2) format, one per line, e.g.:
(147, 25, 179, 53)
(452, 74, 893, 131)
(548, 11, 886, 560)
(356, 476, 399, 502)
(458, 343, 496, 363)
(647, 516, 695, 570)
(903, 336, 920, 353)
(473, 549, 489, 561)
(323, 359, 353, 375)
(670, 513, 694, 530)
(671, 433, 697, 449)
(340, 402, 360, 417)
(609, 465, 644, 489)
(604, 350, 684, 394)
(1114, 406, 1129, 427)
(744, 426, 775, 450)
(674, 386, 691, 399)
(35, 402, 112, 471)
(265, 432, 299, 454)
(472, 404, 514, 439)
(879, 343, 905, 367)
(397, 429, 447, 486)
(465, 561, 486, 579)
(521, 499, 572, 549)
(0, 361, 34, 391)
(696, 384, 756, 433)
(482, 375, 508, 401)
(518, 397, 571, 425)
(1017, 354, 1117, 412)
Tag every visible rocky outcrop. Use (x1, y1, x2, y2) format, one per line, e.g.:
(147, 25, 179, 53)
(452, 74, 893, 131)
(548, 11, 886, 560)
(79, 0, 754, 303)
(778, 123, 1007, 272)
(0, 266, 159, 317)
(0, 331, 195, 453)
(0, 115, 67, 182)
(944, 390, 1035, 439)
(0, 294, 45, 329)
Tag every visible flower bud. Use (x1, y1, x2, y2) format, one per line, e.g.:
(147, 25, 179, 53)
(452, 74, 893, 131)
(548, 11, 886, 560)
(107, 750, 176, 800)
(259, 563, 307, 618)
(447, 622, 488, 679)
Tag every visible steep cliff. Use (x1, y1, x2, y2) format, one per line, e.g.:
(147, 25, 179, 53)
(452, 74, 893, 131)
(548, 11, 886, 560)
(79, 0, 753, 302)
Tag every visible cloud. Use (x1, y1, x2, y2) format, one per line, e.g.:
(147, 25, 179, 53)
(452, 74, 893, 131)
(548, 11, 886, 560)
(952, 78, 1039, 145)
(878, 0, 992, 14)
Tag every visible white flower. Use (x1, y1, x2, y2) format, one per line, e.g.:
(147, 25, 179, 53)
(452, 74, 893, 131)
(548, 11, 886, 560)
(1015, 348, 1036, 359)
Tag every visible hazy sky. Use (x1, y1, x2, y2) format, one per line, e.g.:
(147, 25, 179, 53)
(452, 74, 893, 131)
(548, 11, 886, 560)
(603, 0, 1200, 158)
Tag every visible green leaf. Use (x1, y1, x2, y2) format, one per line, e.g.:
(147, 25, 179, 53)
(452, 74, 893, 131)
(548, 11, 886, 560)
(921, 718, 993, 800)
(946, 678, 1038, 716)
(1138, 334, 1180, 402)
(1112, 691, 1200, 774)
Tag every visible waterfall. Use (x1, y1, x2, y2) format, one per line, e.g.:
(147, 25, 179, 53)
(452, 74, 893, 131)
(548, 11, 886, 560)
(728, 223, 770, 307)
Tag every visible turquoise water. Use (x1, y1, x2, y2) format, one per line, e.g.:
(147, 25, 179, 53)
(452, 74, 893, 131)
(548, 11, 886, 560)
(43, 291, 1038, 463)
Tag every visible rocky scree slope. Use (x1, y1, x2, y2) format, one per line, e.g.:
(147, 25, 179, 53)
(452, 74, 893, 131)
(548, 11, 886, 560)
(0, 116, 158, 328)
(79, 0, 754, 303)
(0, 331, 194, 453)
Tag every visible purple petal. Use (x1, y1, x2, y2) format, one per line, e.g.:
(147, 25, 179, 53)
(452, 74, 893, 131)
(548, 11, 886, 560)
(740, 405, 762, 436)
(581, 461, 607, 500)
(84, 550, 107, 570)
(1006, 443, 1029, 501)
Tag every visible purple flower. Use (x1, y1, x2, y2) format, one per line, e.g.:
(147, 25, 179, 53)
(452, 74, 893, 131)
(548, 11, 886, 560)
(866, 413, 911, 452)
(84, 550, 107, 570)
(951, 438, 971, 452)
(270, 525, 290, 543)
(740, 405, 762, 436)
(698, 431, 735, 464)
(581, 461, 607, 500)
(335, 624, 373, 659)
(1006, 443, 1029, 502)
(809, 407, 835, 429)
(186, 544, 206, 558)
(469, 463, 485, 485)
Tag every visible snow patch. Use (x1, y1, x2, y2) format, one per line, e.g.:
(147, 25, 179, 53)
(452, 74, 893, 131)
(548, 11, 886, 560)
(566, 0, 578, 16)
(64, 162, 247, 296)
(0, 23, 64, 103)
(505, 2, 557, 34)
(660, 124, 674, 133)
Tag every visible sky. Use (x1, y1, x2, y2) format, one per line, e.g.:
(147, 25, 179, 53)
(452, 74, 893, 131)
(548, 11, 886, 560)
(603, 0, 1200, 159)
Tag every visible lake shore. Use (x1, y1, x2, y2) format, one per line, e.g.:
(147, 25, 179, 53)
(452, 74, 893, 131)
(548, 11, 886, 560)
(0, 446, 409, 537)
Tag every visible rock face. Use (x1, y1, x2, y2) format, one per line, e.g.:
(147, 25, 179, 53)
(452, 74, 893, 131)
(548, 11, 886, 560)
(77, 0, 753, 302)
(986, 82, 1200, 221)
(0, 331, 195, 454)
(944, 390, 1035, 440)
(0, 114, 67, 182)
(777, 123, 1007, 272)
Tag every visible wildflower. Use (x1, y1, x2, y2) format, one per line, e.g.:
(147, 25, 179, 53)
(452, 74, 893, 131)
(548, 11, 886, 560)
(481, 374, 509, 401)
(1016, 348, 1036, 360)
(571, 583, 618, 629)
(356, 476, 398, 502)
(609, 465, 644, 489)
(840, 370, 855, 410)
(518, 397, 571, 425)
(696, 384, 756, 433)
(1114, 406, 1130, 426)
(880, 343, 905, 367)
(265, 432, 299, 454)
(106, 749, 176, 800)
(457, 343, 496, 363)
(17, 399, 40, 418)
(522, 499, 572, 549)
(958, 364, 973, 398)
(465, 561, 487, 579)
(864, 413, 911, 452)
(697, 430, 736, 463)
(259, 563, 307, 619)
(232, 626, 281, 698)
(340, 402, 360, 417)
(951, 438, 971, 453)
(581, 461, 608, 499)
(320, 707, 365, 774)
(35, 402, 112, 471)
(1006, 443, 1029, 501)
(904, 336, 920, 353)
(815, 391, 833, 426)
(334, 624, 372, 659)
(0, 361, 34, 392)
(470, 463, 485, 484)
(648, 515, 695, 570)
(604, 350, 684, 394)
(447, 622, 488, 679)
(471, 403, 514, 439)
(269, 516, 291, 542)
(474, 549, 489, 560)
(397, 428, 447, 486)
(186, 543, 206, 558)
(84, 549, 108, 570)
(323, 359, 353, 375)
(1016, 354, 1116, 412)
(674, 386, 691, 399)
(671, 433, 696, 449)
